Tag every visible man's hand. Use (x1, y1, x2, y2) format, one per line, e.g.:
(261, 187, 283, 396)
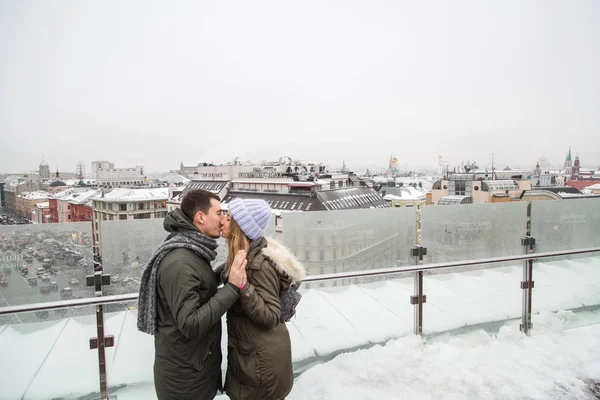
(228, 250, 247, 289)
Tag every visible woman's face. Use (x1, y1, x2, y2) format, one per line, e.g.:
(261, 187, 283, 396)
(221, 213, 231, 239)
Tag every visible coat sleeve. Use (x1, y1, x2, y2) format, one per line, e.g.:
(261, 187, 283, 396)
(238, 261, 281, 331)
(159, 258, 240, 339)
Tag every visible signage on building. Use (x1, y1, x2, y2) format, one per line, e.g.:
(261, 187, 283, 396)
(197, 173, 225, 179)
(0, 253, 24, 270)
(238, 172, 283, 179)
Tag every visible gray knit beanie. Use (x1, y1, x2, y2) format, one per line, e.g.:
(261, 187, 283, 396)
(228, 198, 271, 240)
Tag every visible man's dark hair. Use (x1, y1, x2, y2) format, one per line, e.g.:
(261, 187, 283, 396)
(180, 189, 220, 222)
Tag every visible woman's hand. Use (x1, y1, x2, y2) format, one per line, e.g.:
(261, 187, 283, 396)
(228, 250, 247, 289)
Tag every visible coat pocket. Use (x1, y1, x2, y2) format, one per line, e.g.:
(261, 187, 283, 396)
(227, 339, 259, 387)
(194, 331, 217, 372)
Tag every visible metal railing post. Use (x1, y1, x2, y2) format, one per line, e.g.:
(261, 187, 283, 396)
(86, 253, 114, 400)
(520, 236, 535, 335)
(411, 245, 427, 336)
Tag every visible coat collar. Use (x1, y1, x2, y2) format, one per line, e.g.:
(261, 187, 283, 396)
(260, 237, 306, 283)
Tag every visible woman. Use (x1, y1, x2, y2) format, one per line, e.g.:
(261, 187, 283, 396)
(221, 198, 305, 400)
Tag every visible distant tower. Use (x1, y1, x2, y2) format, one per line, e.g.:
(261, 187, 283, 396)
(39, 160, 50, 182)
(564, 146, 573, 173)
(538, 155, 550, 172)
(572, 153, 581, 180)
(533, 161, 542, 187)
(388, 154, 399, 177)
(341, 160, 347, 172)
(76, 161, 85, 184)
(389, 154, 398, 170)
(437, 155, 444, 175)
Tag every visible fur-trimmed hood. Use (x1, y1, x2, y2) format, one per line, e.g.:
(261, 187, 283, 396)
(261, 237, 306, 283)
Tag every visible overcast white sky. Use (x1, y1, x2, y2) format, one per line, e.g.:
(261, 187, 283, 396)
(1, 0, 599, 174)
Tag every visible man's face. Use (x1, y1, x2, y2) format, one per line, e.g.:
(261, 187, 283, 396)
(195, 198, 224, 238)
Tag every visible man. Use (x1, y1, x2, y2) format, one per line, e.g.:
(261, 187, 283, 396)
(138, 189, 247, 400)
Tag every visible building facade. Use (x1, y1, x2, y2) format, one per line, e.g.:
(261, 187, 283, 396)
(15, 191, 52, 220)
(92, 161, 145, 187)
(69, 190, 100, 222)
(91, 188, 168, 246)
(31, 202, 51, 224)
(431, 174, 531, 205)
(39, 161, 51, 182)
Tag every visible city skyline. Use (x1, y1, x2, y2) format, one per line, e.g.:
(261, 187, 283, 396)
(0, 148, 592, 177)
(1, 1, 599, 173)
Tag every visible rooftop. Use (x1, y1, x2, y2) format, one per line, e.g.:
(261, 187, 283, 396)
(92, 188, 169, 203)
(438, 195, 472, 205)
(482, 180, 520, 191)
(68, 190, 102, 205)
(18, 191, 52, 200)
(49, 180, 67, 187)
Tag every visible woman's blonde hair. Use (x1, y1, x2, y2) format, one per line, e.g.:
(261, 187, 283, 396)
(226, 217, 250, 275)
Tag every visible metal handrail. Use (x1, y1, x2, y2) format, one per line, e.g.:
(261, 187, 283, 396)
(1, 247, 599, 316)
(304, 246, 600, 282)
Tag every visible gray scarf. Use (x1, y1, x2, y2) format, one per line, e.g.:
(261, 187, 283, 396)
(137, 229, 218, 335)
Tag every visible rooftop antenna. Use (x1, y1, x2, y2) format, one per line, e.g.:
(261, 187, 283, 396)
(490, 153, 496, 180)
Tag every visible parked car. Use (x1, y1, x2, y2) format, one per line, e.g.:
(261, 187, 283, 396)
(40, 274, 50, 282)
(37, 268, 45, 276)
(69, 278, 80, 286)
(40, 286, 50, 294)
(28, 277, 38, 286)
(121, 277, 134, 286)
(0, 279, 8, 287)
(60, 287, 73, 299)
(49, 282, 59, 291)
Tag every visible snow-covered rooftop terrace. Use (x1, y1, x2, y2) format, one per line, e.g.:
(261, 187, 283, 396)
(1, 255, 600, 399)
(1, 198, 600, 399)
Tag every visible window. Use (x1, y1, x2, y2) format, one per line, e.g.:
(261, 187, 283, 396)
(319, 236, 324, 245)
(454, 180, 466, 195)
(120, 204, 127, 211)
(67, 215, 71, 220)
(319, 250, 324, 261)
(119, 214, 127, 220)
(155, 211, 167, 218)
(138, 203, 145, 210)
(304, 250, 310, 261)
(134, 213, 151, 219)
(319, 266, 325, 274)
